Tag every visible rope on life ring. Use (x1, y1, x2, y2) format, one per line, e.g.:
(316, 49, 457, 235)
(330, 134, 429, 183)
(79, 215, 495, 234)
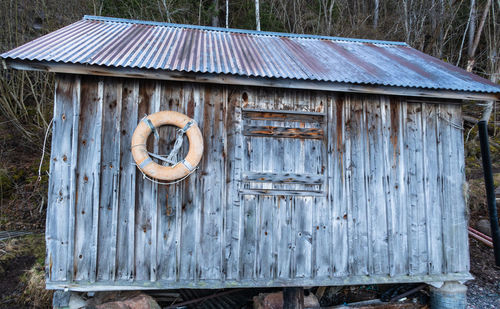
(131, 111, 203, 182)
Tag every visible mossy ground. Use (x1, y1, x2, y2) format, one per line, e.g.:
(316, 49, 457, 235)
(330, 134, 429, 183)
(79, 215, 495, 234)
(0, 234, 52, 308)
(0, 115, 49, 231)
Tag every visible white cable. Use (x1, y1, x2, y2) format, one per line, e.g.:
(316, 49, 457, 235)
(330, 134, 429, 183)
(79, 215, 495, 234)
(133, 162, 198, 185)
(37, 118, 53, 182)
(438, 112, 464, 131)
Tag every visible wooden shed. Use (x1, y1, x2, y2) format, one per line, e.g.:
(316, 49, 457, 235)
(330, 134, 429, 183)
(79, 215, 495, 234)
(2, 16, 500, 292)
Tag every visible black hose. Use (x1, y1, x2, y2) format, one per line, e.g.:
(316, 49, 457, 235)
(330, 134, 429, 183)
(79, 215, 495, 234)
(478, 120, 500, 266)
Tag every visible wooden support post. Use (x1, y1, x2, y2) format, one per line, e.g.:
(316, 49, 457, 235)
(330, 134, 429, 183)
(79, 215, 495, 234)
(52, 290, 71, 308)
(283, 287, 304, 309)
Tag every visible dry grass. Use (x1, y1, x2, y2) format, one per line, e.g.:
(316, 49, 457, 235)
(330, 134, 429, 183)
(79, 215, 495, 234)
(20, 264, 53, 308)
(0, 234, 52, 309)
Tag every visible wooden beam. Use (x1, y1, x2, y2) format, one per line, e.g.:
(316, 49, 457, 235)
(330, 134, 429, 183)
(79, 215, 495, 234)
(239, 189, 324, 197)
(283, 287, 304, 309)
(242, 171, 324, 185)
(242, 109, 325, 122)
(3, 59, 500, 101)
(45, 272, 473, 291)
(243, 125, 324, 139)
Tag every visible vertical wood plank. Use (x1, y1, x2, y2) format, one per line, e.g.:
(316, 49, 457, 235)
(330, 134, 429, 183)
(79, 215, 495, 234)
(178, 83, 202, 280)
(134, 80, 155, 281)
(157, 81, 182, 280)
(74, 76, 103, 281)
(224, 88, 244, 280)
(240, 194, 257, 278)
(312, 92, 330, 279)
(439, 104, 468, 273)
(97, 79, 122, 281)
(66, 75, 81, 282)
(450, 105, 469, 273)
(90, 80, 104, 283)
(256, 89, 275, 279)
(150, 82, 161, 282)
(271, 111, 286, 280)
(277, 195, 293, 279)
(116, 80, 138, 280)
(238, 88, 255, 279)
(404, 102, 428, 275)
(389, 98, 408, 275)
(361, 98, 372, 276)
(256, 195, 275, 278)
(294, 99, 313, 278)
(198, 85, 224, 280)
(348, 95, 369, 276)
(366, 97, 389, 275)
(380, 96, 395, 276)
(47, 75, 75, 282)
(220, 85, 228, 282)
(422, 103, 443, 274)
(437, 104, 451, 273)
(330, 94, 348, 277)
(294, 196, 312, 278)
(345, 94, 355, 276)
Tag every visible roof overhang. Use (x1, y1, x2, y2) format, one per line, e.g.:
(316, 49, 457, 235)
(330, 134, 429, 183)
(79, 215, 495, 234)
(3, 59, 499, 102)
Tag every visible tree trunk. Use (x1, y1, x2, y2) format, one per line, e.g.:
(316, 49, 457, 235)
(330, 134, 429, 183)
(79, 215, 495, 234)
(255, 0, 261, 31)
(225, 0, 229, 28)
(467, 0, 477, 58)
(373, 0, 379, 28)
(467, 0, 492, 72)
(283, 287, 304, 309)
(402, 0, 410, 43)
(211, 0, 219, 27)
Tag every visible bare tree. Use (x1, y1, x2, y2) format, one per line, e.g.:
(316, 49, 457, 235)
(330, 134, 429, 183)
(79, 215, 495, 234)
(225, 0, 229, 28)
(402, 0, 410, 42)
(212, 0, 219, 27)
(198, 0, 202, 25)
(319, 0, 336, 35)
(467, 0, 492, 71)
(373, 0, 379, 29)
(255, 0, 261, 30)
(92, 0, 104, 15)
(467, 0, 477, 60)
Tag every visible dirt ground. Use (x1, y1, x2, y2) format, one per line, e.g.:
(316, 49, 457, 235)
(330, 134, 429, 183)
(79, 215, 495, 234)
(0, 234, 52, 308)
(466, 238, 500, 309)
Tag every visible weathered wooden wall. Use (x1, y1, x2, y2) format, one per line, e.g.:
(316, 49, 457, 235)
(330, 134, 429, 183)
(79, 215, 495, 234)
(46, 74, 470, 291)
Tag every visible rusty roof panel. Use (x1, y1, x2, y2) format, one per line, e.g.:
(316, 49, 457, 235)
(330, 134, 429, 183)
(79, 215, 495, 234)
(2, 15, 499, 93)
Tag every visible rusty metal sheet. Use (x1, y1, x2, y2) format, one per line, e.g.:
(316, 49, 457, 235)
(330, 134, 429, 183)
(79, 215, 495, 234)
(1, 15, 499, 94)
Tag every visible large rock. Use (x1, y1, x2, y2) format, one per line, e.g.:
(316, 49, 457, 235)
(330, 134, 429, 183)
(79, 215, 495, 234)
(253, 291, 319, 309)
(476, 219, 492, 237)
(68, 293, 86, 308)
(86, 291, 160, 309)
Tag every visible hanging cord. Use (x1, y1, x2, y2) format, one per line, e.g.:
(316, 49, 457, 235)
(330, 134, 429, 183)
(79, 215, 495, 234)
(438, 111, 464, 131)
(133, 162, 198, 185)
(465, 119, 478, 142)
(37, 118, 54, 182)
(150, 126, 187, 167)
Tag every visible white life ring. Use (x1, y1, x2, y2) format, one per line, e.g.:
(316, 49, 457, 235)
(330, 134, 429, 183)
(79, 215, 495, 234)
(131, 111, 203, 181)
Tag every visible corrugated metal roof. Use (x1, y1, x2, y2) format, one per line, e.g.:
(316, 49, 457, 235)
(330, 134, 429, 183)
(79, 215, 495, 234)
(2, 15, 499, 94)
